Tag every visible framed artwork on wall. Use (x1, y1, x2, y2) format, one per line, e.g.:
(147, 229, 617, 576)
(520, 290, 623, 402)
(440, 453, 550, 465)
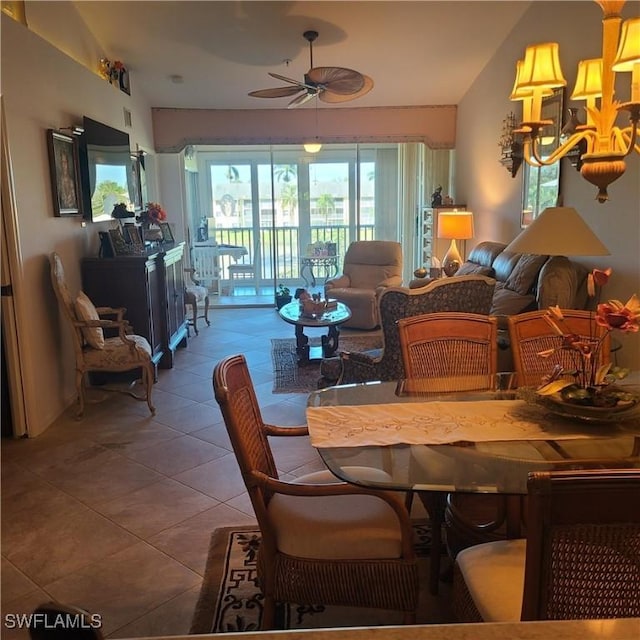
(46, 129, 82, 216)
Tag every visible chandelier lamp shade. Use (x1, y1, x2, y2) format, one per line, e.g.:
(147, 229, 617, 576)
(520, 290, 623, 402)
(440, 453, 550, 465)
(437, 210, 474, 277)
(509, 1, 640, 203)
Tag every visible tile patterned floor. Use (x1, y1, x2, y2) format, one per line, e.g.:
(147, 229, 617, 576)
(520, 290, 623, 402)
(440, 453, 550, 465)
(1, 307, 343, 638)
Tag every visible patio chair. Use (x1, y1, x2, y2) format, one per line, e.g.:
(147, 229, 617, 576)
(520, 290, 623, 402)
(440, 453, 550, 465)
(213, 354, 419, 629)
(453, 469, 640, 621)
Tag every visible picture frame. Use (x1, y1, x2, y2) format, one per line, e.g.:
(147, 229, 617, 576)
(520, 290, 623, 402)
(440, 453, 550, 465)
(159, 222, 174, 243)
(123, 223, 144, 250)
(98, 231, 115, 258)
(46, 129, 82, 216)
(108, 226, 132, 255)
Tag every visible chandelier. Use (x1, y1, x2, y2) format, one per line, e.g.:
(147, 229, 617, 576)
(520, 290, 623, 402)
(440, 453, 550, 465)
(509, 0, 639, 203)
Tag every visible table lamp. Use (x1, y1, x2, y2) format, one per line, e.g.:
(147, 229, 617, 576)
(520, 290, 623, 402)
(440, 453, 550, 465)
(505, 207, 609, 256)
(438, 211, 474, 276)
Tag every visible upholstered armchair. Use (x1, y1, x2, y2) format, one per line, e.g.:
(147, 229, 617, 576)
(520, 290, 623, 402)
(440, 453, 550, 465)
(319, 275, 496, 386)
(324, 240, 403, 329)
(50, 252, 156, 418)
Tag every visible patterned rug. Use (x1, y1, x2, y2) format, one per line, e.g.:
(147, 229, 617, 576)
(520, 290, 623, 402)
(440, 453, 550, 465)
(190, 520, 454, 634)
(270, 334, 382, 393)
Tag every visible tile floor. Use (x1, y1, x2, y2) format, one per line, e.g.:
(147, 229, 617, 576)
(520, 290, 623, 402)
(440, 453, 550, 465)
(1, 307, 398, 638)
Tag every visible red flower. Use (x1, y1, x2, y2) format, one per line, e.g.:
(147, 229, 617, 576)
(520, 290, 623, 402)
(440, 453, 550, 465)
(595, 295, 640, 333)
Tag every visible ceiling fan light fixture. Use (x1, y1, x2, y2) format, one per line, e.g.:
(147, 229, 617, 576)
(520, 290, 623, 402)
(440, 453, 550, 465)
(303, 140, 322, 153)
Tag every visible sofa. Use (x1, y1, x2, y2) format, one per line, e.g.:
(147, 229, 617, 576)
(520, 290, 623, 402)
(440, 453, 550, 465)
(455, 241, 590, 321)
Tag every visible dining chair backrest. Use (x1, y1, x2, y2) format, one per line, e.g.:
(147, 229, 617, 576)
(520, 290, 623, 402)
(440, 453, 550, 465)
(397, 312, 498, 391)
(213, 354, 278, 526)
(522, 469, 640, 620)
(508, 309, 610, 388)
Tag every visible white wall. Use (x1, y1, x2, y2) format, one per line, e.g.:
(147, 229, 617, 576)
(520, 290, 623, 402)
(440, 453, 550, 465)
(1, 14, 157, 436)
(456, 1, 640, 369)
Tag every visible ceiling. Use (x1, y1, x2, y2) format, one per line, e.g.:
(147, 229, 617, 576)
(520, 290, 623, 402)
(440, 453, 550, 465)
(66, 1, 532, 110)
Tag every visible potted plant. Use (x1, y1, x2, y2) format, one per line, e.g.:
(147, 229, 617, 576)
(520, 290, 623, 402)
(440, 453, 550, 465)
(275, 284, 292, 309)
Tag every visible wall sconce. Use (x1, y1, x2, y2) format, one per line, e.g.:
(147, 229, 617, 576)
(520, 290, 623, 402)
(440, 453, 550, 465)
(498, 112, 523, 177)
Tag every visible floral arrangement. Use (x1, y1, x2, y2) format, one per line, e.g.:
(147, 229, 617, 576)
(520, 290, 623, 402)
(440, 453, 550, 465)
(98, 58, 126, 86)
(137, 202, 167, 226)
(536, 268, 639, 408)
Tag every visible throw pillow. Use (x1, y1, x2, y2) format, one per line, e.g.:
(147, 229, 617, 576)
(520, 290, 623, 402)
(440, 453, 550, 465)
(505, 254, 549, 296)
(490, 287, 537, 316)
(74, 291, 105, 349)
(456, 262, 495, 277)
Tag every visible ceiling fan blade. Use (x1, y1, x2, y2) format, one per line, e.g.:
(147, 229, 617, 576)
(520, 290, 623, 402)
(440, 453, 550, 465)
(268, 72, 315, 90)
(248, 86, 304, 98)
(319, 75, 374, 103)
(307, 67, 365, 95)
(287, 91, 316, 109)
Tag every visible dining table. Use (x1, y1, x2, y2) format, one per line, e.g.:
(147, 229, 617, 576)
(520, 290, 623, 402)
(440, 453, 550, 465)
(306, 376, 640, 592)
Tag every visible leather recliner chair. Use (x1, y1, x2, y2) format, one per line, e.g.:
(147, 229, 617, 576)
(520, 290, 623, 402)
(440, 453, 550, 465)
(324, 240, 403, 330)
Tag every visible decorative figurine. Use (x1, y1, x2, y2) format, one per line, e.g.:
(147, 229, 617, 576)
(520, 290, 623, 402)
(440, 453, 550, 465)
(431, 186, 443, 207)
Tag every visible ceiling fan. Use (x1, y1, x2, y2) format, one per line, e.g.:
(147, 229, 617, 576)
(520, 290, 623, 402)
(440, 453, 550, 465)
(248, 30, 373, 108)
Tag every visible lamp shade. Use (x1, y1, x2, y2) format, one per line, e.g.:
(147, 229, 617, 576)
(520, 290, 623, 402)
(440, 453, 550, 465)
(437, 211, 474, 240)
(612, 17, 640, 72)
(571, 58, 603, 100)
(517, 43, 566, 90)
(505, 207, 610, 256)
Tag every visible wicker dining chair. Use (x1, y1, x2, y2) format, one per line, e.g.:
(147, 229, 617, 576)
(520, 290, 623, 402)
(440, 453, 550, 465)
(508, 309, 611, 388)
(396, 311, 499, 596)
(397, 312, 498, 391)
(212, 354, 419, 629)
(453, 469, 640, 622)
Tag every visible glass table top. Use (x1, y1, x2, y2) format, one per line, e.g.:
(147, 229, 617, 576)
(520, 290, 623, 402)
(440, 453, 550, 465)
(307, 380, 640, 495)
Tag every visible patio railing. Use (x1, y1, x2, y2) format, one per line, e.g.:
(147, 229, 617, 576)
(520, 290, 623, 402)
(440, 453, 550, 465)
(200, 224, 374, 293)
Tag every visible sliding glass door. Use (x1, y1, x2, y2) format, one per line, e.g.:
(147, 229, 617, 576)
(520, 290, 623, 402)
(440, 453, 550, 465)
(186, 143, 405, 307)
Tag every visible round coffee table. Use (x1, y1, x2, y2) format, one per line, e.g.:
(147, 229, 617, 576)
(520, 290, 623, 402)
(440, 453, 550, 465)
(278, 301, 352, 364)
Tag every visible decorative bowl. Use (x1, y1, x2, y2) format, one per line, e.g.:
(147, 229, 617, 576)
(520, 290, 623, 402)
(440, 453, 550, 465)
(519, 386, 640, 424)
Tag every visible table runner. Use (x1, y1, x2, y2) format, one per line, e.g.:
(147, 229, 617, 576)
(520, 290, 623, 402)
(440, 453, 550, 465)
(306, 399, 617, 448)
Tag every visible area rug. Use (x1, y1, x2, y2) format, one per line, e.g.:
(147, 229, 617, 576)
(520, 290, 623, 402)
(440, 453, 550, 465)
(190, 520, 454, 634)
(271, 334, 382, 393)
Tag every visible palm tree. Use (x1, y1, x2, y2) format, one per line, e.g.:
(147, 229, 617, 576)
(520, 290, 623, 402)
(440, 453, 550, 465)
(279, 184, 298, 218)
(274, 164, 297, 183)
(316, 192, 335, 221)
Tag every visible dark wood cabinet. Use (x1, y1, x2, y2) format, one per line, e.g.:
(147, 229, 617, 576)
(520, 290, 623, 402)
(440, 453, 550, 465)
(82, 242, 188, 369)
